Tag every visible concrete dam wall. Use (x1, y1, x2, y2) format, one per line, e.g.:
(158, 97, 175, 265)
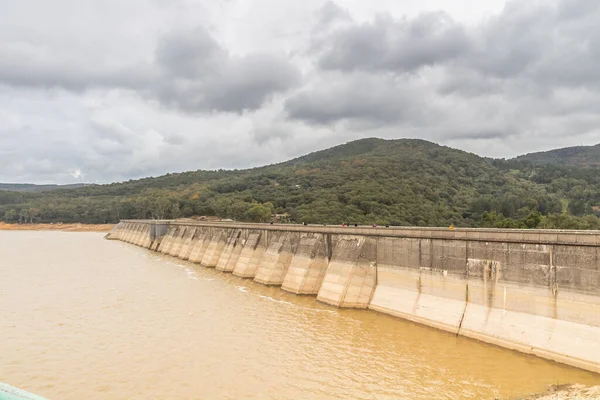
(107, 220, 600, 374)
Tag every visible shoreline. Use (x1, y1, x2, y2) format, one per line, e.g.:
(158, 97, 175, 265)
(0, 222, 114, 232)
(527, 384, 600, 399)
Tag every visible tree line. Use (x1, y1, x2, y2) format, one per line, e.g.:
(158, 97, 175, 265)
(1, 138, 600, 229)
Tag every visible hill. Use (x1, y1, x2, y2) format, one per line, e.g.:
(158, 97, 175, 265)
(513, 143, 600, 167)
(1, 138, 599, 229)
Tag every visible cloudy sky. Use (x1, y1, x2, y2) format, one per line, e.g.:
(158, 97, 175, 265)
(1, 0, 599, 184)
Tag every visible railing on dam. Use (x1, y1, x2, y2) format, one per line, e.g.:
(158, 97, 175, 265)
(109, 220, 600, 374)
(120, 219, 600, 246)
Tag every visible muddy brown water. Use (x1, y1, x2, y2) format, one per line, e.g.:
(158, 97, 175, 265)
(1, 231, 599, 399)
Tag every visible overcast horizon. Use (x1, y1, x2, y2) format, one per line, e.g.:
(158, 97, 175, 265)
(2, 0, 600, 184)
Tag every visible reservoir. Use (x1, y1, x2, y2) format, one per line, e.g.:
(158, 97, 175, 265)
(1, 231, 599, 399)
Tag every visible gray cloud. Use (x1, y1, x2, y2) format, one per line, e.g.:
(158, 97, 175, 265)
(252, 125, 294, 145)
(154, 29, 301, 113)
(457, 1, 600, 87)
(285, 72, 429, 125)
(0, 44, 153, 91)
(155, 27, 301, 113)
(0, 25, 300, 114)
(156, 28, 227, 79)
(448, 128, 515, 141)
(315, 11, 470, 72)
(286, 0, 600, 140)
(2, 0, 600, 184)
(309, 0, 600, 87)
(156, 26, 301, 112)
(313, 1, 353, 33)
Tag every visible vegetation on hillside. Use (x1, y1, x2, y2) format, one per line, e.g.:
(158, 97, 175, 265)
(1, 138, 600, 229)
(514, 144, 600, 167)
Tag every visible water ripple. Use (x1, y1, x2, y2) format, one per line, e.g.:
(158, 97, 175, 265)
(1, 231, 599, 400)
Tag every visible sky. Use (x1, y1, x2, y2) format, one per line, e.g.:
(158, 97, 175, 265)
(1, 0, 600, 184)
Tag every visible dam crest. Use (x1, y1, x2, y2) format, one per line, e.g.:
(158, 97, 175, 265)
(108, 220, 600, 374)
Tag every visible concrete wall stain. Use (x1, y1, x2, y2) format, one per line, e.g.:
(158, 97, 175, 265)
(108, 220, 600, 374)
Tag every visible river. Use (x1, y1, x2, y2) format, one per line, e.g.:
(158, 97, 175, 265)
(1, 231, 599, 399)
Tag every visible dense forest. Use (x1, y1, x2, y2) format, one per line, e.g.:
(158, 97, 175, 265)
(2, 138, 600, 229)
(514, 143, 600, 167)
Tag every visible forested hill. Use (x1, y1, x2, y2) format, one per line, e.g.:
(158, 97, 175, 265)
(514, 143, 600, 167)
(2, 138, 600, 229)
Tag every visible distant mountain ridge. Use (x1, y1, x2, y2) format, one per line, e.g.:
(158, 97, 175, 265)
(4, 140, 600, 190)
(0, 183, 88, 192)
(1, 137, 600, 229)
(513, 143, 600, 167)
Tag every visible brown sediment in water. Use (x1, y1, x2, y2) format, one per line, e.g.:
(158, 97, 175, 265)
(0, 222, 114, 232)
(2, 231, 600, 400)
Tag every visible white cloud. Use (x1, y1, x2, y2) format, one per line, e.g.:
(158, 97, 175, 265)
(69, 168, 84, 179)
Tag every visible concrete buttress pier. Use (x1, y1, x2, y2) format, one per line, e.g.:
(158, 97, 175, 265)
(216, 229, 243, 272)
(317, 235, 376, 308)
(169, 227, 187, 256)
(233, 231, 266, 278)
(107, 220, 600, 374)
(282, 233, 330, 294)
(178, 228, 198, 260)
(202, 228, 228, 267)
(188, 230, 210, 263)
(254, 232, 298, 285)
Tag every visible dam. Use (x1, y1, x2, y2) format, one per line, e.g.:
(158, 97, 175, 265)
(108, 220, 600, 374)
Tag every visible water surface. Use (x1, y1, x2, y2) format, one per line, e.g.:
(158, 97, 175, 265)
(1, 231, 599, 399)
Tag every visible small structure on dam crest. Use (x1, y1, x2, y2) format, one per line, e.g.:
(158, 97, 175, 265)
(107, 220, 600, 374)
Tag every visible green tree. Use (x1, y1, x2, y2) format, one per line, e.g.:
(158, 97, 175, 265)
(568, 199, 587, 216)
(4, 208, 17, 222)
(171, 203, 182, 219)
(246, 202, 274, 222)
(181, 205, 194, 217)
(228, 200, 248, 220)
